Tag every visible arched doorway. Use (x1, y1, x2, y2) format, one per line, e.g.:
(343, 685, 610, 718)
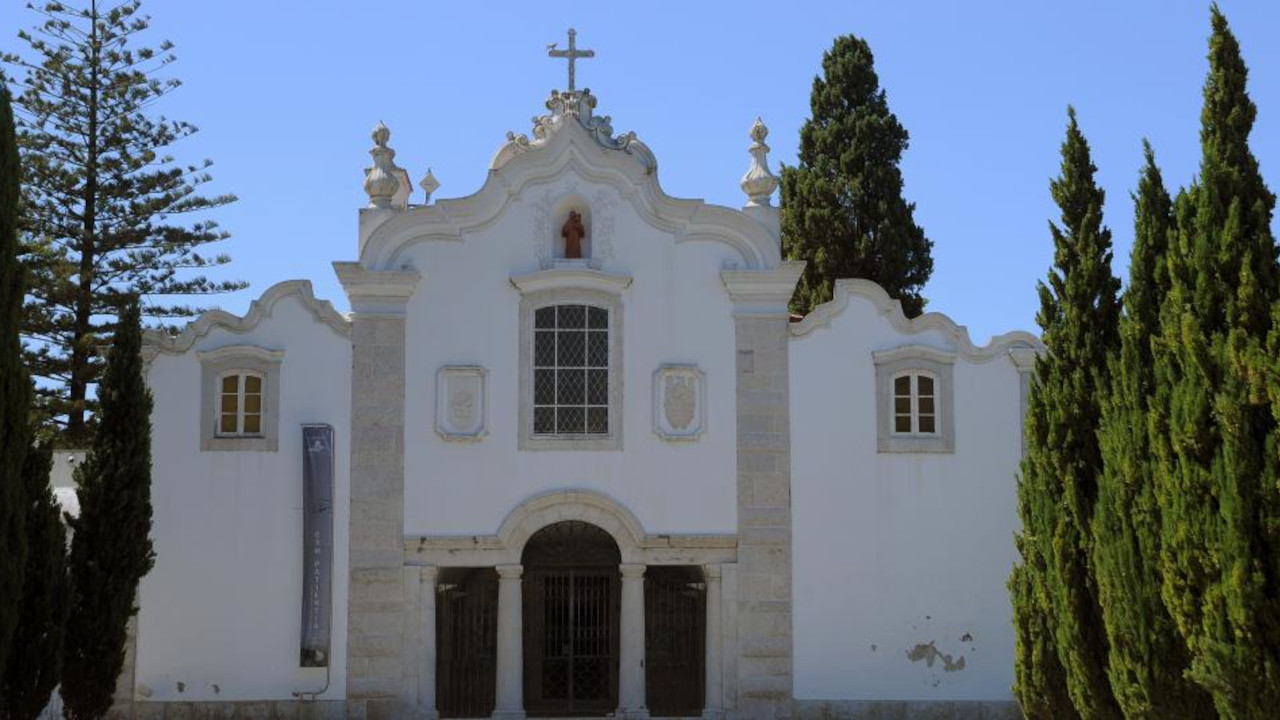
(521, 520, 621, 717)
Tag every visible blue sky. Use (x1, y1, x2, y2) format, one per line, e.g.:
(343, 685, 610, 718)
(7, 0, 1278, 343)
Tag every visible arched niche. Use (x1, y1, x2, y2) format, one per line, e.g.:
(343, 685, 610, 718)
(551, 193, 593, 261)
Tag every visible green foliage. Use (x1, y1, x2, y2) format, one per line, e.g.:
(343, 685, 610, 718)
(1012, 108, 1122, 720)
(2, 0, 243, 441)
(1149, 7, 1280, 717)
(0, 80, 31, 690)
(1011, 528, 1081, 719)
(60, 297, 154, 720)
(1093, 144, 1215, 719)
(2, 443, 70, 720)
(780, 34, 933, 317)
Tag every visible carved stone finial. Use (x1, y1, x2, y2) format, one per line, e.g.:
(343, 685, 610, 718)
(363, 121, 402, 209)
(419, 168, 440, 204)
(740, 117, 778, 207)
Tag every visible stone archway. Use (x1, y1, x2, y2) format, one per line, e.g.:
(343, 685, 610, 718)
(521, 521, 622, 717)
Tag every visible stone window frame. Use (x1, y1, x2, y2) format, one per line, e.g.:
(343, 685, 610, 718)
(198, 345, 285, 452)
(873, 345, 955, 454)
(518, 286, 624, 451)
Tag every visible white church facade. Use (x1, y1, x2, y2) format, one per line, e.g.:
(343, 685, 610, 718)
(129, 35, 1041, 720)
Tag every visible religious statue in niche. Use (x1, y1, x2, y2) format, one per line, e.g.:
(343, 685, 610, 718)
(561, 210, 586, 259)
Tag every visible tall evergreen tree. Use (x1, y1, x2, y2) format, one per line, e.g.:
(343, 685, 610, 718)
(780, 34, 933, 317)
(61, 297, 154, 720)
(1093, 144, 1215, 719)
(2, 443, 70, 720)
(0, 81, 30, 692)
(1150, 7, 1280, 717)
(2, 0, 242, 441)
(1013, 108, 1122, 720)
(1010, 534, 1080, 720)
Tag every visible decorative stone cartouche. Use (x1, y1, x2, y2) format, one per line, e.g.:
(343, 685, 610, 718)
(740, 117, 779, 207)
(363, 122, 403, 209)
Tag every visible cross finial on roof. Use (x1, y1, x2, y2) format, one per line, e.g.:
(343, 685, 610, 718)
(547, 28, 594, 92)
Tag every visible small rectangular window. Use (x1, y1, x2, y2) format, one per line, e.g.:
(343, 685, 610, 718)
(891, 371, 940, 437)
(216, 372, 266, 438)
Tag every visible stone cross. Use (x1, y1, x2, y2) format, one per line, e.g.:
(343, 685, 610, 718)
(548, 28, 594, 92)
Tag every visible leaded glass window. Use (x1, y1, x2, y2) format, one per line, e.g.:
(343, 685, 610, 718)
(533, 304, 610, 436)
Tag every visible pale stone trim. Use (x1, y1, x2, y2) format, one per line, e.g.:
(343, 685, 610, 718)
(493, 564, 526, 720)
(874, 346, 956, 454)
(509, 267, 633, 294)
(144, 280, 349, 356)
(618, 563, 650, 719)
(416, 566, 439, 720)
(404, 489, 737, 567)
(1009, 346, 1040, 459)
(435, 366, 488, 442)
(720, 262, 806, 315)
(652, 364, 707, 442)
(703, 564, 725, 720)
(198, 345, 285, 452)
(733, 313, 795, 720)
(517, 287, 624, 452)
(792, 699, 1022, 720)
(333, 262, 421, 315)
(791, 278, 1045, 364)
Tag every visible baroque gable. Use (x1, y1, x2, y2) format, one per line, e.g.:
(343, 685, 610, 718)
(354, 89, 784, 273)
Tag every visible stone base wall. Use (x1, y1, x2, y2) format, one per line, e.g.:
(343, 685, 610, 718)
(117, 701, 347, 720)
(793, 700, 1022, 720)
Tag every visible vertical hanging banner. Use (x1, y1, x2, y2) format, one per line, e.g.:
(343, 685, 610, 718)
(301, 424, 335, 667)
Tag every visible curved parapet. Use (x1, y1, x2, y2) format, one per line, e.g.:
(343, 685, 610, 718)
(790, 278, 1043, 362)
(143, 280, 350, 356)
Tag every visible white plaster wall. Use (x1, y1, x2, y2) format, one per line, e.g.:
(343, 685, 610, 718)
(401, 174, 742, 539)
(790, 295, 1025, 702)
(138, 296, 352, 701)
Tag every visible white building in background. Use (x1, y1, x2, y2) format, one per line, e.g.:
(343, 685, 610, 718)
(127, 33, 1041, 720)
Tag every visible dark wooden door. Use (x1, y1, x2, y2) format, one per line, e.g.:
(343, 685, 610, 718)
(645, 566, 706, 717)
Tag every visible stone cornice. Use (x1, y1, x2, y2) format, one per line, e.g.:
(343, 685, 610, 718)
(791, 278, 1045, 364)
(509, 267, 633, 295)
(720, 261, 805, 315)
(1009, 346, 1042, 373)
(872, 344, 957, 366)
(194, 345, 286, 364)
(404, 489, 737, 567)
(142, 280, 349, 356)
(333, 261, 421, 315)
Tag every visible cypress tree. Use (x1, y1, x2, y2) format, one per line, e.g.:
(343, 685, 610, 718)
(1093, 144, 1215, 719)
(0, 81, 31, 687)
(780, 34, 934, 317)
(1150, 7, 1280, 717)
(1013, 108, 1122, 720)
(61, 297, 154, 720)
(3, 0, 242, 441)
(2, 443, 70, 720)
(1010, 536, 1080, 719)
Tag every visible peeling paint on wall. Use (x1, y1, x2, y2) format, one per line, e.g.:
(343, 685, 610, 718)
(906, 641, 966, 672)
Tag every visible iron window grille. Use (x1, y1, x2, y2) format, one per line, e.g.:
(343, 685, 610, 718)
(533, 304, 610, 436)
